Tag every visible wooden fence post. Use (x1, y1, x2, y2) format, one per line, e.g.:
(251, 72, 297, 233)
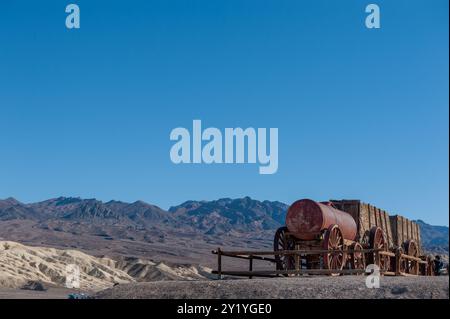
(395, 248, 401, 276)
(217, 247, 222, 280)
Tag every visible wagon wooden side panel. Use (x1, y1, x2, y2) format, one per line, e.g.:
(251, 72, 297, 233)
(330, 200, 394, 248)
(389, 214, 422, 255)
(390, 215, 401, 248)
(397, 217, 403, 247)
(412, 222, 417, 247)
(415, 223, 422, 255)
(359, 202, 372, 244)
(382, 210, 393, 248)
(360, 202, 375, 245)
(412, 220, 422, 255)
(416, 223, 422, 255)
(325, 199, 425, 273)
(402, 217, 409, 246)
(375, 206, 383, 229)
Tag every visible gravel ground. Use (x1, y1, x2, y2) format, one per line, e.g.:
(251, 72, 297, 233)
(0, 287, 86, 299)
(95, 276, 449, 299)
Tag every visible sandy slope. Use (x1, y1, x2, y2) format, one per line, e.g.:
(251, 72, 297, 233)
(0, 241, 214, 292)
(0, 241, 133, 291)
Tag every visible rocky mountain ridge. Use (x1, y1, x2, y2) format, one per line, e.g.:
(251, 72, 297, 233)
(0, 197, 447, 264)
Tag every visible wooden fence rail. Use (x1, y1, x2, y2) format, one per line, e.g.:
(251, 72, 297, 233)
(212, 247, 428, 279)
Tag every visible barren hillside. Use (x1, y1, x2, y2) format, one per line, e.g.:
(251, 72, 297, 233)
(0, 241, 213, 292)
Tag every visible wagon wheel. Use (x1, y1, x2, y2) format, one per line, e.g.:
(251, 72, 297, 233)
(350, 242, 365, 274)
(396, 247, 407, 274)
(323, 225, 346, 276)
(369, 227, 389, 272)
(273, 226, 295, 275)
(404, 240, 419, 275)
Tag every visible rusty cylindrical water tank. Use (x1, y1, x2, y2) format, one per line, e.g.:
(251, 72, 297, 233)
(286, 199, 357, 241)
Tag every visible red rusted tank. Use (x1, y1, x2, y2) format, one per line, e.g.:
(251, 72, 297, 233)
(286, 199, 357, 241)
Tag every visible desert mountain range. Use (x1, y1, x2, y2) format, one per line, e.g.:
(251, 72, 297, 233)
(0, 196, 448, 268)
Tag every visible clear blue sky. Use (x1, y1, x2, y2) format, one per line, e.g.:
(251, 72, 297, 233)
(0, 1, 448, 225)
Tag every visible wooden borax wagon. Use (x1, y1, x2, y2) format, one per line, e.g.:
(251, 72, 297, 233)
(273, 199, 430, 276)
(212, 199, 434, 278)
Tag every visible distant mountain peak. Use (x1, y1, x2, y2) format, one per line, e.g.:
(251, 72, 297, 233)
(414, 219, 449, 256)
(2, 197, 21, 204)
(132, 200, 150, 206)
(168, 196, 288, 233)
(105, 200, 125, 204)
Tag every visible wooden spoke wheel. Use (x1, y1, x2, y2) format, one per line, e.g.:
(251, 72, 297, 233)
(369, 227, 389, 272)
(350, 242, 365, 274)
(323, 225, 346, 275)
(396, 247, 407, 274)
(273, 226, 295, 274)
(404, 240, 419, 275)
